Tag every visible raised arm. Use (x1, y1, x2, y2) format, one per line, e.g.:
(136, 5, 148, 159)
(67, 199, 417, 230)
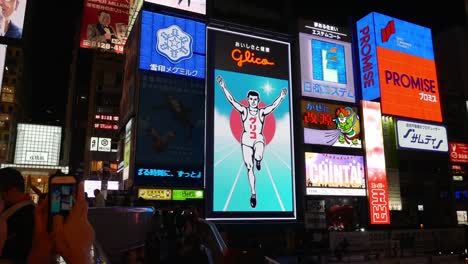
(262, 88, 288, 116)
(216, 75, 244, 113)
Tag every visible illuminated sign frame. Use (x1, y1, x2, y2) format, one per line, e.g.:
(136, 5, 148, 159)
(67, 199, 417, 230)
(205, 27, 296, 221)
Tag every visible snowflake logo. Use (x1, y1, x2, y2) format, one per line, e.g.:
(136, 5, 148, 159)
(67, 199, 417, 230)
(156, 25, 193, 64)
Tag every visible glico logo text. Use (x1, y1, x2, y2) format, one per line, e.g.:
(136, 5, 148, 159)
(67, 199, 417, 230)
(231, 48, 275, 67)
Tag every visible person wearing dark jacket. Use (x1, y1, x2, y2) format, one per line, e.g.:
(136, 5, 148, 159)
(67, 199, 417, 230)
(0, 167, 34, 263)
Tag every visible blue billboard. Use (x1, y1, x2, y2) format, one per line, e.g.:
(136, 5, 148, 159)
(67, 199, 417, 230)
(139, 11, 206, 79)
(134, 72, 204, 187)
(356, 13, 380, 101)
(372, 12, 434, 60)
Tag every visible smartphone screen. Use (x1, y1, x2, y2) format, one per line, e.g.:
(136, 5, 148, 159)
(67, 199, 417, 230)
(49, 183, 76, 216)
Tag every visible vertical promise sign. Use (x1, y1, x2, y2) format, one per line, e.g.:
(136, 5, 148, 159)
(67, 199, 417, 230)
(205, 27, 296, 220)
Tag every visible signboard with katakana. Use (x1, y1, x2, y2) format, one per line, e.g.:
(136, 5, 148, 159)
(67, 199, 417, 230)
(139, 11, 206, 79)
(299, 19, 356, 103)
(396, 119, 448, 152)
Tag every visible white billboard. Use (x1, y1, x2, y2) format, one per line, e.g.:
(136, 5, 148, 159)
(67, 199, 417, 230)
(396, 119, 448, 152)
(14, 124, 62, 166)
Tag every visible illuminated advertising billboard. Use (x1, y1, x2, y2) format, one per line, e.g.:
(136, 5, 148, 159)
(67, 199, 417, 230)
(172, 189, 204, 200)
(302, 100, 361, 148)
(138, 188, 172, 200)
(0, 45, 6, 98)
(357, 12, 441, 122)
(396, 119, 448, 152)
(14, 124, 62, 166)
(139, 11, 206, 79)
(0, 0, 27, 39)
(299, 20, 355, 102)
(305, 152, 366, 196)
(145, 0, 206, 15)
(362, 101, 390, 224)
(134, 72, 204, 187)
(450, 142, 468, 164)
(80, 0, 129, 53)
(123, 118, 133, 181)
(205, 27, 296, 220)
(84, 180, 102, 198)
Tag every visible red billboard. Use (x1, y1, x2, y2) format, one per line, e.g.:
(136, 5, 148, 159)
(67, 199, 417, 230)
(362, 101, 390, 225)
(450, 142, 468, 164)
(80, 0, 130, 54)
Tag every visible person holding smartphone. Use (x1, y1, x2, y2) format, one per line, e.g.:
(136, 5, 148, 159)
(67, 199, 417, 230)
(27, 179, 95, 264)
(0, 167, 35, 263)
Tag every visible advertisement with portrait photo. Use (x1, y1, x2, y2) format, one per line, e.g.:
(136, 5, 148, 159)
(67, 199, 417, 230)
(80, 0, 129, 54)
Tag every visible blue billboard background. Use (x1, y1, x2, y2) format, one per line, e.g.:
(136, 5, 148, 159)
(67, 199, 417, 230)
(356, 12, 380, 101)
(139, 11, 206, 79)
(134, 72, 204, 187)
(312, 39, 347, 85)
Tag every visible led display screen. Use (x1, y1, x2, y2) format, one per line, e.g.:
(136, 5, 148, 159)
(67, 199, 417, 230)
(299, 20, 355, 102)
(362, 101, 390, 224)
(134, 72, 204, 187)
(139, 11, 205, 79)
(0, 0, 27, 39)
(301, 100, 361, 148)
(396, 119, 448, 152)
(80, 0, 129, 53)
(84, 180, 101, 198)
(123, 118, 133, 181)
(305, 152, 366, 196)
(205, 27, 296, 220)
(138, 188, 171, 200)
(357, 12, 441, 122)
(145, 0, 206, 15)
(14, 124, 62, 166)
(450, 142, 468, 164)
(172, 189, 204, 200)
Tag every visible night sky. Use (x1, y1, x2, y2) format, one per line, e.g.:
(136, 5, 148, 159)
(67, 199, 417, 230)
(26, 0, 466, 125)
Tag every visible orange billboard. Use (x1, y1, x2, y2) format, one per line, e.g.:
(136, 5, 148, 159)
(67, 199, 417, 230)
(377, 46, 441, 122)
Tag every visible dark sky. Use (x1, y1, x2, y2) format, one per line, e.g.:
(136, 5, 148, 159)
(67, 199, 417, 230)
(26, 0, 466, 125)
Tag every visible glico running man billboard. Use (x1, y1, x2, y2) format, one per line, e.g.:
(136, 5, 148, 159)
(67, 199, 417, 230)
(139, 11, 206, 79)
(299, 20, 355, 103)
(357, 12, 441, 122)
(302, 100, 362, 148)
(205, 27, 296, 221)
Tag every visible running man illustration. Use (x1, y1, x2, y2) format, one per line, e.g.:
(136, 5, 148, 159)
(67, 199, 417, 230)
(216, 75, 288, 208)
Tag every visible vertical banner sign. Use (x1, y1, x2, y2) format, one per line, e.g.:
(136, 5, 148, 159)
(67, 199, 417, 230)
(357, 12, 442, 122)
(362, 101, 390, 224)
(299, 20, 356, 102)
(206, 27, 296, 220)
(123, 118, 133, 181)
(80, 0, 130, 53)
